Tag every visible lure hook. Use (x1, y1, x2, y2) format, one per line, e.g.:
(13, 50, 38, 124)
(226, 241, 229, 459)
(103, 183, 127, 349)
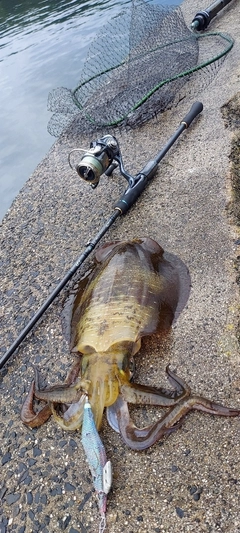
(99, 514, 107, 533)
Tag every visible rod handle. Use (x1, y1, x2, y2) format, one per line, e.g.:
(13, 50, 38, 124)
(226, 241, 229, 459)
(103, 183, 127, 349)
(191, 0, 233, 30)
(181, 102, 203, 128)
(115, 101, 203, 215)
(115, 174, 147, 214)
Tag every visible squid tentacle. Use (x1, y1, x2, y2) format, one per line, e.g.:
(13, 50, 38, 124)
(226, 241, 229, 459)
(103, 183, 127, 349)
(119, 365, 191, 406)
(107, 365, 191, 433)
(20, 381, 52, 428)
(21, 362, 88, 429)
(116, 392, 240, 451)
(49, 395, 86, 431)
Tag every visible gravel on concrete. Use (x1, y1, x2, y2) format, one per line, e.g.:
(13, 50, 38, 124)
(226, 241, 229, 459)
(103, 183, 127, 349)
(1, 1, 240, 532)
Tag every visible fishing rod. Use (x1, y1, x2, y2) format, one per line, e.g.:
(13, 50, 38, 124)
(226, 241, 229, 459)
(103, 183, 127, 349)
(0, 101, 203, 370)
(191, 0, 234, 31)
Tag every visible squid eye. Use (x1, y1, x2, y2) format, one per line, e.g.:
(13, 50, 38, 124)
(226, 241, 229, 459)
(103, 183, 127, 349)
(122, 354, 135, 380)
(129, 356, 136, 381)
(122, 354, 130, 371)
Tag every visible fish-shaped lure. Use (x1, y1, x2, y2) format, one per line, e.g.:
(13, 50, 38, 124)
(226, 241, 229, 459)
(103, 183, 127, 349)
(81, 398, 112, 533)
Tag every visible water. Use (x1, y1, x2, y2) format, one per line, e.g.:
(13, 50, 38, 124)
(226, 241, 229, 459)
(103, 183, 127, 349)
(0, 0, 180, 221)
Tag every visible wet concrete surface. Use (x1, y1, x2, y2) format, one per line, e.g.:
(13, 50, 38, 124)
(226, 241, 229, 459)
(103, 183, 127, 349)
(1, 0, 240, 531)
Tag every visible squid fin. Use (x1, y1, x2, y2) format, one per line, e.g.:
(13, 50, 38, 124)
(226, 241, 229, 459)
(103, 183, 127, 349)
(95, 240, 122, 263)
(163, 251, 191, 323)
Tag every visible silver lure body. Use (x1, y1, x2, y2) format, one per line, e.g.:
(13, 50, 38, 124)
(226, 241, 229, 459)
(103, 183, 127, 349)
(81, 400, 112, 517)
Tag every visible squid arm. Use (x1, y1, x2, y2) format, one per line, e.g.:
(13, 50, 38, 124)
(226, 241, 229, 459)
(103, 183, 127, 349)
(110, 368, 240, 450)
(119, 365, 191, 406)
(107, 365, 190, 433)
(115, 396, 183, 450)
(21, 358, 85, 429)
(20, 380, 52, 428)
(49, 395, 87, 431)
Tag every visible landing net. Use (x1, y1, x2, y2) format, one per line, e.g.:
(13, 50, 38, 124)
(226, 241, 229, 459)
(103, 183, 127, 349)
(47, 0, 233, 136)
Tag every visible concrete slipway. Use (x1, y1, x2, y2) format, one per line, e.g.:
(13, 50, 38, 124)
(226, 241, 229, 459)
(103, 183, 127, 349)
(0, 0, 240, 531)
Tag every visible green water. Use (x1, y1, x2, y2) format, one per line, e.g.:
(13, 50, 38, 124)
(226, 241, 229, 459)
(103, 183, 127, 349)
(0, 0, 180, 220)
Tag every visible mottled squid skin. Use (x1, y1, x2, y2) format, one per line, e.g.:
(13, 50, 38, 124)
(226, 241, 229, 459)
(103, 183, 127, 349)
(68, 236, 191, 428)
(21, 237, 240, 449)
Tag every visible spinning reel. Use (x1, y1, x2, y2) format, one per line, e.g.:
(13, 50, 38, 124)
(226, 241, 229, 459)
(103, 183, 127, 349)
(68, 134, 135, 189)
(67, 102, 202, 215)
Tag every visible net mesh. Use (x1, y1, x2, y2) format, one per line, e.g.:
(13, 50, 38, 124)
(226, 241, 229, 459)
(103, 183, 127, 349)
(47, 0, 234, 137)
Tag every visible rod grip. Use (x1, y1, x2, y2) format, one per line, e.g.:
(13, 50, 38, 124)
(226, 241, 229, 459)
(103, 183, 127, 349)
(115, 175, 147, 214)
(181, 102, 203, 128)
(191, 0, 233, 30)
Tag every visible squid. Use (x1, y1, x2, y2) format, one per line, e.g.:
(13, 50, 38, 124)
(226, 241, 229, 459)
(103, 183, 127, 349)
(21, 237, 240, 449)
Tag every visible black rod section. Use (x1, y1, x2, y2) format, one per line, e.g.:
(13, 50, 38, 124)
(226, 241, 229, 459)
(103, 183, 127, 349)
(0, 210, 120, 369)
(0, 101, 203, 370)
(191, 0, 233, 31)
(115, 102, 203, 214)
